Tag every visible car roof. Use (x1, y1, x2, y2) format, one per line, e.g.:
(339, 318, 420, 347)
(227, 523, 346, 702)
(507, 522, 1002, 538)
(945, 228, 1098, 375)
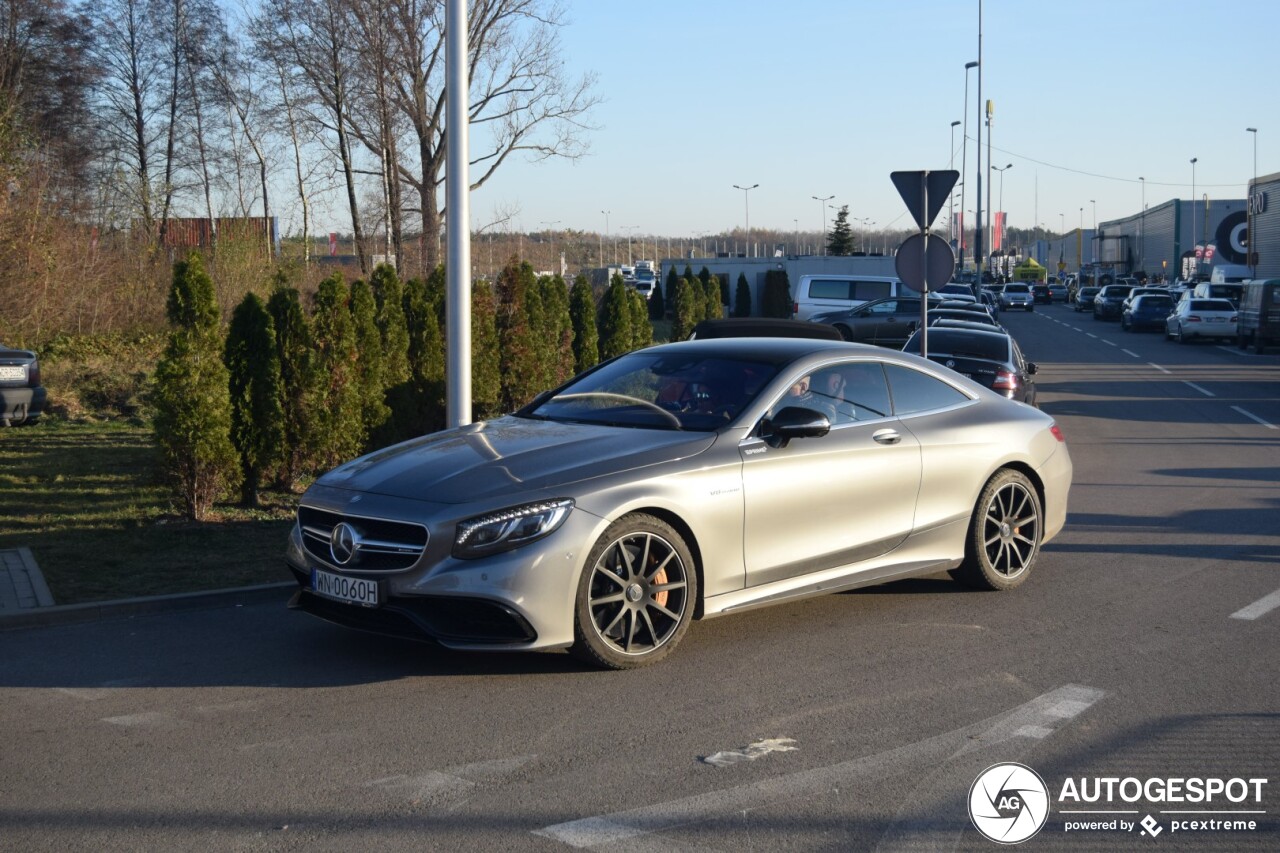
(689, 318, 844, 340)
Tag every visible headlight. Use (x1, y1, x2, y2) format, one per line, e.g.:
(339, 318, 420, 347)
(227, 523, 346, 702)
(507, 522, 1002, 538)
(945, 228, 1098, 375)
(453, 499, 574, 559)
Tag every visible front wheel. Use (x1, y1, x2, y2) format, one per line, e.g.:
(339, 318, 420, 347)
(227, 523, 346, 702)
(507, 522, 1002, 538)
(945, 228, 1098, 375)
(951, 469, 1042, 591)
(570, 514, 697, 669)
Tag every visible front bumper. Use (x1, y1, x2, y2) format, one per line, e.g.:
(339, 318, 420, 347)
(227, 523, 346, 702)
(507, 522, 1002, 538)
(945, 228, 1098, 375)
(1094, 302, 1124, 317)
(0, 386, 46, 425)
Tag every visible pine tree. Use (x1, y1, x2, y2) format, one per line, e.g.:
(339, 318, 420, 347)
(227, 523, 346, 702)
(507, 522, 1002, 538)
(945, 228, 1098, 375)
(543, 274, 576, 385)
(734, 273, 752, 317)
(311, 273, 365, 469)
(671, 278, 699, 341)
(628, 287, 653, 350)
(152, 254, 240, 520)
(224, 292, 284, 507)
(702, 278, 724, 320)
(717, 274, 729, 307)
(569, 274, 599, 374)
(266, 285, 318, 489)
(350, 278, 390, 441)
(404, 275, 445, 384)
(471, 279, 503, 419)
(827, 204, 855, 256)
(698, 266, 712, 288)
(597, 273, 634, 360)
(496, 257, 542, 409)
(648, 277, 665, 320)
(665, 265, 679, 311)
(370, 263, 410, 385)
(761, 269, 793, 318)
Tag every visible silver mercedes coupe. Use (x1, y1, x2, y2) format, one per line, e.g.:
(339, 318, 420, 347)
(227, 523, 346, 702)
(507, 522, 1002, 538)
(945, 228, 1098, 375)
(286, 338, 1072, 668)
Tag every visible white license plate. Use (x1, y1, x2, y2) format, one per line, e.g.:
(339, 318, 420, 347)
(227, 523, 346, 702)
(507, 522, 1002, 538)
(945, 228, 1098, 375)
(1209, 317, 1226, 323)
(311, 569, 380, 607)
(0, 365, 24, 380)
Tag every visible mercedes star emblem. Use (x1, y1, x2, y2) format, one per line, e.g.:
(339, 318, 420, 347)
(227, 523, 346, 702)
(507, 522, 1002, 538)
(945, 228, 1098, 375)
(329, 522, 360, 565)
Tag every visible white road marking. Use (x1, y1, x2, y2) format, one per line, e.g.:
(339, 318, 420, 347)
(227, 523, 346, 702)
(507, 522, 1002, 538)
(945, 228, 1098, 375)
(1183, 381, 1214, 397)
(1086, 333, 1098, 339)
(1231, 588, 1280, 620)
(535, 685, 1105, 849)
(1215, 346, 1246, 355)
(1232, 406, 1279, 430)
(1149, 363, 1172, 374)
(702, 738, 798, 768)
(1102, 339, 1117, 347)
(1069, 326, 1081, 331)
(1121, 349, 1141, 358)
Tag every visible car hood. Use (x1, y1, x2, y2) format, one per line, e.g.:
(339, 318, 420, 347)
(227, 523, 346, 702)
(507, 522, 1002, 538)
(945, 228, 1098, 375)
(315, 416, 717, 503)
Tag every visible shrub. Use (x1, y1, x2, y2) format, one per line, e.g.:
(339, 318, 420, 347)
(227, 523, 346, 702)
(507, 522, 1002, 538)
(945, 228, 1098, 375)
(628, 287, 653, 350)
(350, 278, 390, 440)
(404, 274, 444, 384)
(597, 274, 634, 360)
(265, 285, 319, 489)
(310, 273, 365, 469)
(151, 255, 240, 520)
(734, 273, 751, 317)
(224, 292, 284, 506)
(471, 279, 503, 420)
(761, 269, 793, 318)
(370, 263, 410, 386)
(496, 257, 542, 410)
(702, 278, 723, 320)
(671, 278, 699, 341)
(569, 274, 599, 374)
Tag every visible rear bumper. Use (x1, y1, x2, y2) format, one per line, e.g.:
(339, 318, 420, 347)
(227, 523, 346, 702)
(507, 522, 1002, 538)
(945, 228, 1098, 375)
(0, 386, 46, 425)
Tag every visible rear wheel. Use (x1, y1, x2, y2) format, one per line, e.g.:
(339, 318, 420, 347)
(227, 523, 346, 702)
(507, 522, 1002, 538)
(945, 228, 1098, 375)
(951, 469, 1042, 591)
(1178, 325, 1191, 344)
(570, 514, 697, 669)
(834, 324, 853, 342)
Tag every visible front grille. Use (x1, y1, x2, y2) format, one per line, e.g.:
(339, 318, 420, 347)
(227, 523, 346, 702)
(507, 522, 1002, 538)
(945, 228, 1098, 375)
(298, 505, 428, 572)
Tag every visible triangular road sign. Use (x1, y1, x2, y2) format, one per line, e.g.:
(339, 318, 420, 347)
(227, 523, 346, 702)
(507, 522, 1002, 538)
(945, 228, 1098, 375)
(891, 170, 959, 231)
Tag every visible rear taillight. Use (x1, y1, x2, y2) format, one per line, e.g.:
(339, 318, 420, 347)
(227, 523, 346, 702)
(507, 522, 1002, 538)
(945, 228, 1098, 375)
(993, 370, 1018, 391)
(27, 361, 39, 387)
(1187, 315, 1202, 322)
(1230, 315, 1238, 323)
(1049, 424, 1066, 442)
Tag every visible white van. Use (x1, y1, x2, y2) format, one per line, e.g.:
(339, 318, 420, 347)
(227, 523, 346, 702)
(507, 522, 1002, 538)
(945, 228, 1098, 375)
(1192, 281, 1244, 307)
(792, 275, 920, 320)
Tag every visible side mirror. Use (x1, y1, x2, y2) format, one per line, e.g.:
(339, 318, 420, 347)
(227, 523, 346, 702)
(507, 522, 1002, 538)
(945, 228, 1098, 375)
(763, 406, 830, 448)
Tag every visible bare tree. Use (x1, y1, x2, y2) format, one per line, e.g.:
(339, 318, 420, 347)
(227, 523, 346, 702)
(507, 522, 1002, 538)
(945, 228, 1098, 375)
(346, 0, 601, 272)
(88, 0, 166, 240)
(258, 0, 368, 273)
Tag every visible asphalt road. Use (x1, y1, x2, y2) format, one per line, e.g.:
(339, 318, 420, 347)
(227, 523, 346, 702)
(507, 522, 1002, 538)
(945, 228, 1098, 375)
(2, 302, 1278, 851)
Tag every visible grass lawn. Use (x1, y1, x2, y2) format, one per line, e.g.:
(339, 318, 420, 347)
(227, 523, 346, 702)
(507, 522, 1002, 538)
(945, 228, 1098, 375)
(0, 421, 297, 605)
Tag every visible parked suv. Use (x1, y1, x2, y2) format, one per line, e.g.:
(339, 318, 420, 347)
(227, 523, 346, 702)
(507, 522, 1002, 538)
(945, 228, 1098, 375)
(0, 343, 46, 426)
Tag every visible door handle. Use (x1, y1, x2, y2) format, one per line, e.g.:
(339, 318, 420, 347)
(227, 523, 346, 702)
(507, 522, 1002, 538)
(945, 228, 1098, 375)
(872, 429, 901, 445)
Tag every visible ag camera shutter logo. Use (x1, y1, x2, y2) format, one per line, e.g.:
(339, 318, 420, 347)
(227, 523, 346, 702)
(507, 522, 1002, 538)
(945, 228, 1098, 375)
(969, 763, 1051, 844)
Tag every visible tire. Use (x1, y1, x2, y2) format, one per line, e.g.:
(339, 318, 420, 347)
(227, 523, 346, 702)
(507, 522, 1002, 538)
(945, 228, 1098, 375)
(951, 469, 1042, 591)
(1178, 325, 1190, 344)
(834, 324, 853, 342)
(570, 514, 697, 669)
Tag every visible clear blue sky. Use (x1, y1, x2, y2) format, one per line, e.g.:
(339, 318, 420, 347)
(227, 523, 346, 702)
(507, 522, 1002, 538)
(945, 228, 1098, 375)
(468, 0, 1278, 240)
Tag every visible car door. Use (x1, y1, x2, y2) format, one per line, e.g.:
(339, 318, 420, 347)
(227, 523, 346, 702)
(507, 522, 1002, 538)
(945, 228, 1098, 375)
(870, 299, 921, 346)
(738, 361, 922, 588)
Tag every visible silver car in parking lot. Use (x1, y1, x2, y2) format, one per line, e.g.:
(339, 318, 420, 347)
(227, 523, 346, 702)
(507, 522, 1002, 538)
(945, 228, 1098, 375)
(287, 339, 1072, 668)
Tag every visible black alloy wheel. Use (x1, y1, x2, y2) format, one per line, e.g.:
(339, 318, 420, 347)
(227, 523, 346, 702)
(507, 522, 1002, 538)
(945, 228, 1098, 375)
(951, 469, 1042, 591)
(571, 514, 696, 669)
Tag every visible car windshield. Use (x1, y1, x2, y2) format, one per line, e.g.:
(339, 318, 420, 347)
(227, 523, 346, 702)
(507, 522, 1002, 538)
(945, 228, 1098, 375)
(524, 352, 781, 431)
(1188, 300, 1234, 312)
(1134, 296, 1173, 309)
(1004, 284, 1030, 293)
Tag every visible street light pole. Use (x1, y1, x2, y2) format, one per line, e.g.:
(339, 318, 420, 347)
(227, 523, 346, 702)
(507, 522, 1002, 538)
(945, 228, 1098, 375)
(950, 120, 960, 246)
(993, 163, 1012, 252)
(1139, 178, 1145, 274)
(1247, 128, 1258, 276)
(601, 210, 612, 266)
(733, 184, 758, 258)
(812, 194, 834, 254)
(962, 60, 978, 271)
(1190, 157, 1198, 277)
(975, 0, 985, 280)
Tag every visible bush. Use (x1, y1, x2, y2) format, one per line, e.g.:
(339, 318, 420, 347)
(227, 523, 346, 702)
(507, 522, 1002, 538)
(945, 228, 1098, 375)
(628, 287, 653, 350)
(224, 292, 284, 506)
(569, 274, 599, 374)
(310, 273, 364, 469)
(671, 278, 699, 341)
(734, 273, 751, 317)
(350, 279, 390, 441)
(37, 332, 164, 422)
(370, 263, 410, 386)
(151, 255, 240, 520)
(761, 269, 792, 318)
(265, 285, 319, 489)
(597, 274, 634, 360)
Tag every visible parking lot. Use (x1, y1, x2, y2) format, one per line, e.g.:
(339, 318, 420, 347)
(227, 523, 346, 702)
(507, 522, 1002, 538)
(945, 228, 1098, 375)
(1, 305, 1277, 850)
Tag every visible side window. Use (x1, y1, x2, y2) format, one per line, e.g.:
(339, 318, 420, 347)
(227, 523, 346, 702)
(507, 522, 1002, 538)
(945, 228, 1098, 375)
(852, 280, 892, 301)
(883, 363, 970, 415)
(809, 280, 852, 300)
(868, 300, 899, 315)
(838, 362, 892, 422)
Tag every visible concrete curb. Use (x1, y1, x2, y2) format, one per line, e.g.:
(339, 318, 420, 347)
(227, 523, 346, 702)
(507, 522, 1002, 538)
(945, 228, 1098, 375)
(0, 582, 297, 632)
